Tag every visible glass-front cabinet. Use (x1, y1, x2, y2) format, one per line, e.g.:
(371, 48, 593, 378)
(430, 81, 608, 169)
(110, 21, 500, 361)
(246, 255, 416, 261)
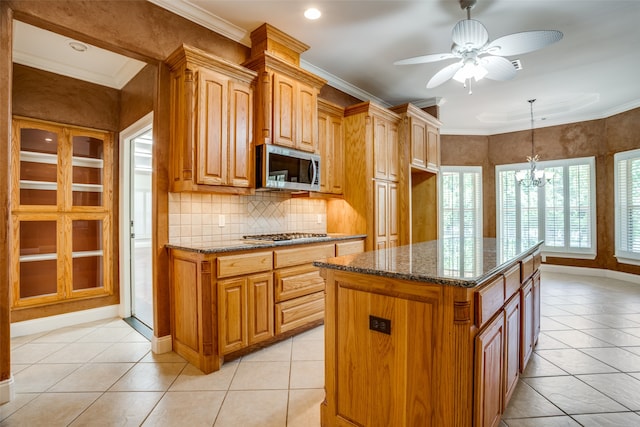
(11, 117, 113, 308)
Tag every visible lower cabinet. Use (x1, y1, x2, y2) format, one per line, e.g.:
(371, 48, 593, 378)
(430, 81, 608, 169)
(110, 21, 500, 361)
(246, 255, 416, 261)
(532, 270, 541, 345)
(169, 238, 365, 373)
(218, 272, 274, 355)
(503, 294, 521, 406)
(520, 278, 534, 371)
(475, 311, 505, 427)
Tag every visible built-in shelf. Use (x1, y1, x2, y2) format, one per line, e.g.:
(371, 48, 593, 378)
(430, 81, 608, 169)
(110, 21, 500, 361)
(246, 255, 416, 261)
(19, 180, 57, 191)
(19, 253, 57, 262)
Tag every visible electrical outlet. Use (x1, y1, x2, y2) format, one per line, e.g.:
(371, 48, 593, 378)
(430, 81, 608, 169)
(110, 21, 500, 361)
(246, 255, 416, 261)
(317, 214, 322, 224)
(369, 315, 391, 335)
(218, 214, 225, 227)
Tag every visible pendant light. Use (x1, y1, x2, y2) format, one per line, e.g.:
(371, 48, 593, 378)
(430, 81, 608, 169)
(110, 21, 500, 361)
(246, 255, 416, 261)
(515, 99, 553, 187)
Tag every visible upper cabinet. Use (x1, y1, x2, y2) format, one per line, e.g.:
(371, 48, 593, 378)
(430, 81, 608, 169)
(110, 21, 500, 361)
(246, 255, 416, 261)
(244, 24, 326, 154)
(391, 103, 441, 173)
(317, 99, 344, 195)
(166, 45, 257, 193)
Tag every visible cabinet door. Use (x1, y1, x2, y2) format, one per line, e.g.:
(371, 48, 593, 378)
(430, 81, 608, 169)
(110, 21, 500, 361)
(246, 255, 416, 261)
(297, 82, 318, 153)
(247, 273, 274, 345)
(410, 118, 428, 169)
(504, 295, 520, 408)
(197, 68, 228, 186)
(426, 123, 440, 172)
(374, 180, 388, 251)
(475, 311, 505, 427)
(219, 277, 247, 354)
(532, 270, 541, 345)
(387, 121, 399, 181)
(318, 109, 344, 194)
(388, 181, 399, 247)
(520, 279, 534, 371)
(272, 72, 296, 148)
(228, 80, 253, 187)
(373, 117, 390, 180)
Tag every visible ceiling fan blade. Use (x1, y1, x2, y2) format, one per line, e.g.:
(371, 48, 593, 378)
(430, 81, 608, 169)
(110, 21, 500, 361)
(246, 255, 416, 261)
(484, 30, 563, 56)
(479, 55, 517, 81)
(394, 52, 457, 65)
(452, 19, 489, 49)
(427, 61, 463, 89)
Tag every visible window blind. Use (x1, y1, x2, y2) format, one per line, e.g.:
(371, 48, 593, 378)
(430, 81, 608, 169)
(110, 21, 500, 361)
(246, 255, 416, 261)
(615, 148, 640, 265)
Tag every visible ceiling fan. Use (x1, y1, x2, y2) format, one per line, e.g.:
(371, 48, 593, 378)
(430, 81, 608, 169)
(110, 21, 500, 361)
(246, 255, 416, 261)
(394, 0, 563, 93)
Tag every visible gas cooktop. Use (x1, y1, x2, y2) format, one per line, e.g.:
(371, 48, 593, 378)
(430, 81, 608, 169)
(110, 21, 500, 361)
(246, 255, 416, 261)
(243, 232, 328, 242)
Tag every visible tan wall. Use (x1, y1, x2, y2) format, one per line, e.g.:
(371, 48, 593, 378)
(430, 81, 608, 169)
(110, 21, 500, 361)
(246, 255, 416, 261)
(120, 63, 156, 132)
(441, 108, 640, 276)
(12, 64, 121, 131)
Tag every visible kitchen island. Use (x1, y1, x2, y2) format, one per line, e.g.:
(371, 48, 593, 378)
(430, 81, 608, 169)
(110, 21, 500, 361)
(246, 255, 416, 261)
(315, 238, 543, 427)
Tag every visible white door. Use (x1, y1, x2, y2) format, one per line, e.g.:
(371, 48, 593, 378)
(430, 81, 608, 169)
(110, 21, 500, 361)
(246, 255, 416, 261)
(129, 128, 154, 328)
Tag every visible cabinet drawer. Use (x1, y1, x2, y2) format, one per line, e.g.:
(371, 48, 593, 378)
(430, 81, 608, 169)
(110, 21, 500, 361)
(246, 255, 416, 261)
(275, 291, 324, 334)
(520, 255, 534, 283)
(504, 264, 521, 300)
(533, 249, 542, 272)
(275, 264, 325, 302)
(274, 244, 335, 269)
(476, 276, 506, 327)
(335, 240, 365, 256)
(217, 251, 273, 278)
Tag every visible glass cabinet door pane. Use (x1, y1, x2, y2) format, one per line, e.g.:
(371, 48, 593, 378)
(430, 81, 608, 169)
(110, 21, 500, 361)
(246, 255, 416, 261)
(72, 219, 103, 290)
(19, 221, 58, 298)
(72, 136, 104, 207)
(20, 128, 58, 206)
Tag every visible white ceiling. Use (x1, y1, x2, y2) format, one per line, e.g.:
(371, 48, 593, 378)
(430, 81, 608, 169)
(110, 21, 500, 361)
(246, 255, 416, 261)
(150, 0, 640, 135)
(12, 20, 146, 90)
(13, 1, 640, 135)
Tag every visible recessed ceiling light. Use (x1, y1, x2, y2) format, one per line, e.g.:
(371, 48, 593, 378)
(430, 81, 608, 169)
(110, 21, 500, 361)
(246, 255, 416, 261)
(68, 41, 88, 52)
(304, 8, 321, 20)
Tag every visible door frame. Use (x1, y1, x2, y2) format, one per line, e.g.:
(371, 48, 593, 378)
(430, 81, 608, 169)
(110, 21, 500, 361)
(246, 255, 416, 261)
(118, 112, 153, 320)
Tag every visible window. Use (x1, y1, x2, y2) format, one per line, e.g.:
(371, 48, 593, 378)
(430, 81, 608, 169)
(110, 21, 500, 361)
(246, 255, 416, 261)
(496, 156, 596, 259)
(615, 148, 640, 265)
(439, 166, 483, 277)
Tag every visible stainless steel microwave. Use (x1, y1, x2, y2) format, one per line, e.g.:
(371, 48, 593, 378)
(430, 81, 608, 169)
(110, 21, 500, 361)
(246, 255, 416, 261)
(256, 144, 320, 191)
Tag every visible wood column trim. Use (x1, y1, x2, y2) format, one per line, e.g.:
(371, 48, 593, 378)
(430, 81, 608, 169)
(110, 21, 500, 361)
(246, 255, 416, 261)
(0, 2, 13, 384)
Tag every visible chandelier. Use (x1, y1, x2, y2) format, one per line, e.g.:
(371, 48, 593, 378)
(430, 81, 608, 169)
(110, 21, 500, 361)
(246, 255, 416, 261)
(515, 99, 553, 187)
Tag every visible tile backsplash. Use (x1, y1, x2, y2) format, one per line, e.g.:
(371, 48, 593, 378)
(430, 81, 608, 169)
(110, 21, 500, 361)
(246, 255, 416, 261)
(168, 192, 327, 245)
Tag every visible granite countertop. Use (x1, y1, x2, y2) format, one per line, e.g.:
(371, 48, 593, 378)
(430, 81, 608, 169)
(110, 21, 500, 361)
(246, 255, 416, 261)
(166, 233, 367, 254)
(314, 238, 543, 288)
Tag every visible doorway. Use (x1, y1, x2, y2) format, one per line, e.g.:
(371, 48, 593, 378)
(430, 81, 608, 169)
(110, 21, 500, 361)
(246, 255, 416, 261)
(120, 113, 154, 335)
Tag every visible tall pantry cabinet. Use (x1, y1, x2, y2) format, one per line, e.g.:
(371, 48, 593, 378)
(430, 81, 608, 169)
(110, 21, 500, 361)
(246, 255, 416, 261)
(327, 102, 401, 264)
(11, 117, 114, 310)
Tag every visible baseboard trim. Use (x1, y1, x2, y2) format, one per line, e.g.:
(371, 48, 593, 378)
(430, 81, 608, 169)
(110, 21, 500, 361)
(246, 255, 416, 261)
(540, 264, 640, 284)
(0, 375, 14, 405)
(10, 305, 120, 338)
(152, 335, 172, 354)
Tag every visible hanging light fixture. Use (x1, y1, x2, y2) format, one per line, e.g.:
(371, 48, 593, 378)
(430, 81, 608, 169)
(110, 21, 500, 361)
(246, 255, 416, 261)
(515, 99, 553, 187)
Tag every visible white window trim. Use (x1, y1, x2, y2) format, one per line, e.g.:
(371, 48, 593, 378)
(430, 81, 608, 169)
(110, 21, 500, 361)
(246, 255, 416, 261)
(438, 166, 483, 276)
(614, 148, 640, 265)
(496, 156, 597, 259)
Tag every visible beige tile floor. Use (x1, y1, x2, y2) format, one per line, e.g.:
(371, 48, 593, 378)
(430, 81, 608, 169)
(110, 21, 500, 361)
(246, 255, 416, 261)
(2, 271, 640, 426)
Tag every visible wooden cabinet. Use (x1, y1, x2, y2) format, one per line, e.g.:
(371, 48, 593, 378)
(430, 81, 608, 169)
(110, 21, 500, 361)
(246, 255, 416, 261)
(321, 244, 542, 426)
(271, 72, 318, 152)
(520, 278, 534, 371)
(475, 311, 505, 427)
(273, 243, 334, 334)
(374, 180, 399, 261)
(373, 114, 400, 181)
(166, 45, 257, 193)
(11, 117, 113, 309)
(244, 25, 326, 154)
(328, 102, 402, 252)
(318, 99, 344, 194)
(391, 103, 441, 173)
(219, 272, 274, 354)
(217, 252, 274, 354)
(169, 237, 363, 373)
(532, 270, 541, 345)
(504, 294, 521, 407)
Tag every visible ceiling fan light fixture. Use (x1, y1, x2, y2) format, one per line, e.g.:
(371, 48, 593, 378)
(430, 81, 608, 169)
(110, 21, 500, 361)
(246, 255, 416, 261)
(452, 60, 487, 83)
